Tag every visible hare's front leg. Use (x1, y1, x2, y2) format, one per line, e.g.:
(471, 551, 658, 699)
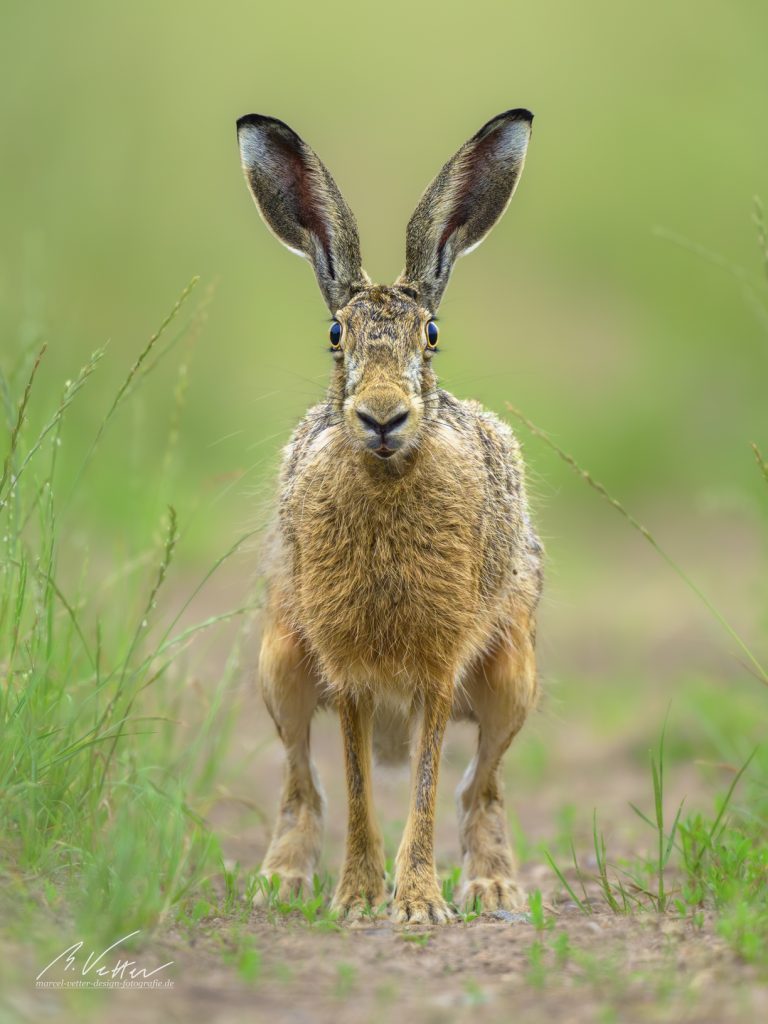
(331, 695, 386, 918)
(253, 620, 324, 905)
(392, 685, 454, 925)
(456, 616, 538, 911)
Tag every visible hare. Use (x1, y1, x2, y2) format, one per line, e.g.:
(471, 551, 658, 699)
(237, 109, 542, 924)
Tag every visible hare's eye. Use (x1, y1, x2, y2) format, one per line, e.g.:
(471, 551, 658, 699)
(329, 321, 342, 349)
(426, 320, 439, 349)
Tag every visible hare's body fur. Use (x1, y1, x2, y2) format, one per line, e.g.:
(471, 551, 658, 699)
(268, 366, 541, 704)
(237, 108, 542, 923)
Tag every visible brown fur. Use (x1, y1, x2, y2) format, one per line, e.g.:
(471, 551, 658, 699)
(238, 109, 541, 922)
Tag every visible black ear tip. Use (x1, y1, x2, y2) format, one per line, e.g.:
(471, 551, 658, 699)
(236, 113, 304, 148)
(236, 112, 298, 133)
(493, 108, 533, 128)
(473, 108, 534, 142)
(237, 113, 272, 134)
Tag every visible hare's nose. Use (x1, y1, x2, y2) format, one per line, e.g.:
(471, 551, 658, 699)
(356, 408, 410, 437)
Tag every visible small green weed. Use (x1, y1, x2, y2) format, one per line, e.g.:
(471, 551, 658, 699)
(334, 962, 357, 998)
(528, 888, 554, 931)
(525, 939, 547, 988)
(462, 979, 488, 1007)
(441, 865, 462, 904)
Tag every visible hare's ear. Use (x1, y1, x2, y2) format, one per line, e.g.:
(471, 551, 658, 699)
(396, 109, 533, 311)
(237, 114, 369, 311)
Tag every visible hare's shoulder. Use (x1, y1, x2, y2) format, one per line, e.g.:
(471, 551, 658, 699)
(439, 388, 536, 527)
(437, 389, 542, 599)
(280, 402, 335, 476)
(437, 390, 522, 465)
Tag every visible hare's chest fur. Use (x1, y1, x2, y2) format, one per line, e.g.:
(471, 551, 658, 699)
(279, 423, 524, 694)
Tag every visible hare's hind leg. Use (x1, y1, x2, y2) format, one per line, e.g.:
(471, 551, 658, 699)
(254, 618, 324, 905)
(455, 610, 538, 912)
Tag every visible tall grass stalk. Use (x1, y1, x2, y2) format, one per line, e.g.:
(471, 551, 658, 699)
(0, 284, 243, 945)
(535, 217, 767, 965)
(0, 344, 46, 502)
(68, 275, 199, 498)
(752, 443, 768, 485)
(506, 402, 768, 687)
(754, 195, 768, 283)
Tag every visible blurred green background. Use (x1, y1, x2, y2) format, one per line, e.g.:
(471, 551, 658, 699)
(1, 0, 766, 676)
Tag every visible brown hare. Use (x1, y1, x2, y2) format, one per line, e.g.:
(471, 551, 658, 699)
(237, 109, 542, 925)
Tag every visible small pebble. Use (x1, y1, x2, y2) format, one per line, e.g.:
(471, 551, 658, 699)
(485, 910, 530, 924)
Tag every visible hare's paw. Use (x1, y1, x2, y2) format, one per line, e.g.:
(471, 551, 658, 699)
(392, 881, 454, 925)
(331, 866, 386, 920)
(330, 891, 385, 922)
(459, 876, 526, 913)
(252, 870, 313, 907)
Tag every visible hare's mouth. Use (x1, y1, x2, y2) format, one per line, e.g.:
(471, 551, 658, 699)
(373, 446, 396, 460)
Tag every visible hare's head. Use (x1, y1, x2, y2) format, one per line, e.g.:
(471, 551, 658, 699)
(237, 110, 532, 460)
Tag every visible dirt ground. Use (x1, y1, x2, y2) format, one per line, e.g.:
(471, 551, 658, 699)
(10, 692, 766, 1024)
(5, 512, 767, 1023)
(63, 904, 768, 1024)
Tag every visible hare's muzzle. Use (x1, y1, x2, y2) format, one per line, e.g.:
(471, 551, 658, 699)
(354, 402, 411, 458)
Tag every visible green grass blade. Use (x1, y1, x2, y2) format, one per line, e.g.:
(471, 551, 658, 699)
(506, 404, 768, 687)
(544, 849, 590, 915)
